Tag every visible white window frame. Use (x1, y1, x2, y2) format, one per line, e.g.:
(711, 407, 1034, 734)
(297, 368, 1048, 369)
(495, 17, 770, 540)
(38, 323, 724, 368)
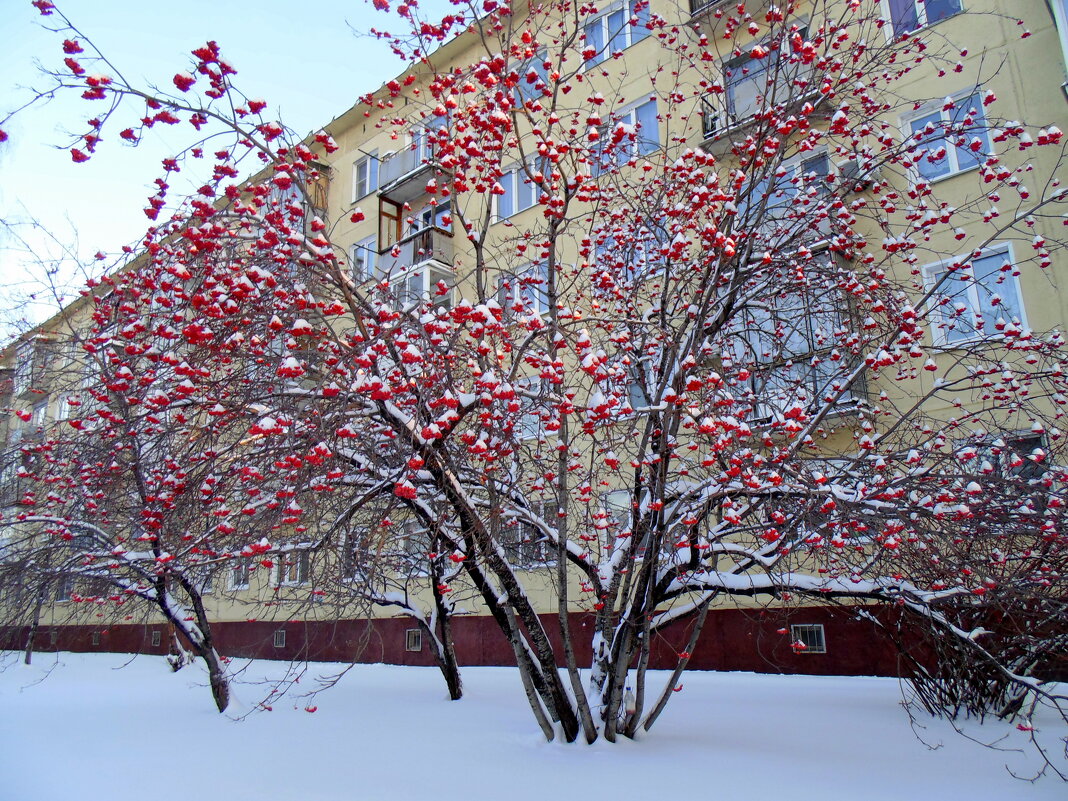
(498, 261, 550, 318)
(583, 1, 651, 68)
(150, 630, 162, 647)
(55, 394, 73, 421)
(790, 623, 826, 654)
(736, 261, 859, 423)
(593, 224, 668, 285)
(390, 263, 453, 311)
(405, 628, 423, 652)
(590, 98, 659, 177)
(515, 377, 548, 440)
(228, 557, 252, 591)
(504, 499, 558, 568)
(922, 243, 1026, 347)
(494, 158, 547, 220)
(276, 549, 311, 587)
(195, 564, 214, 595)
(13, 341, 33, 395)
(515, 51, 549, 105)
(55, 575, 74, 602)
(978, 432, 1047, 480)
(903, 90, 990, 184)
(351, 236, 378, 283)
(30, 402, 47, 428)
(883, 0, 963, 38)
(273, 629, 286, 648)
(352, 153, 379, 201)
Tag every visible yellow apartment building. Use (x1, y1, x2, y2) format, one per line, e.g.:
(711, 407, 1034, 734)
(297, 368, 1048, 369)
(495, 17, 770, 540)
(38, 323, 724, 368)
(2, 0, 1066, 678)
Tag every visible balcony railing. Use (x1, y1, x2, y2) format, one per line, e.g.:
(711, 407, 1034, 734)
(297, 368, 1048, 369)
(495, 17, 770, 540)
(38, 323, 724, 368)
(689, 0, 732, 17)
(378, 141, 435, 202)
(378, 226, 453, 274)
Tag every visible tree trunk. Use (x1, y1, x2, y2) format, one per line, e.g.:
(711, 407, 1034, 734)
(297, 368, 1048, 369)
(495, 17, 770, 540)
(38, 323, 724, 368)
(435, 613, 463, 701)
(22, 587, 46, 665)
(201, 646, 231, 713)
(429, 550, 463, 700)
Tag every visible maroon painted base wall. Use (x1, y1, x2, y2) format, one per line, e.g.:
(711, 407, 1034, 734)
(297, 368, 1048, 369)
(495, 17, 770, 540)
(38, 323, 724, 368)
(1, 605, 916, 677)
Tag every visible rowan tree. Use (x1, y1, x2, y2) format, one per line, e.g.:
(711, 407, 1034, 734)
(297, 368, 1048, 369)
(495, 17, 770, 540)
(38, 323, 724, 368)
(1, 0, 1066, 764)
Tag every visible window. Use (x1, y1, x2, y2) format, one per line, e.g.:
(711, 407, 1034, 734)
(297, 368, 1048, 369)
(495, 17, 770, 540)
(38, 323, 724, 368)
(498, 262, 550, 317)
(591, 99, 659, 176)
(495, 159, 547, 219)
(702, 28, 814, 137)
(276, 550, 310, 586)
(390, 264, 453, 311)
(739, 273, 859, 421)
(30, 402, 47, 429)
(592, 225, 667, 285)
(905, 92, 989, 182)
(273, 629, 286, 649)
(886, 0, 962, 37)
(515, 52, 549, 104)
(405, 628, 423, 652)
(352, 153, 379, 200)
(602, 490, 633, 535)
(515, 377, 548, 440)
(13, 341, 33, 395)
(407, 203, 451, 237)
(150, 630, 162, 647)
(740, 153, 833, 243)
(503, 499, 558, 567)
(55, 576, 74, 602)
(584, 2, 651, 68)
(194, 565, 214, 595)
(81, 355, 97, 389)
(924, 244, 1024, 345)
(979, 432, 1047, 481)
(90, 632, 100, 646)
(55, 394, 74, 421)
(228, 557, 252, 591)
(790, 623, 826, 653)
(602, 489, 658, 555)
(351, 236, 378, 283)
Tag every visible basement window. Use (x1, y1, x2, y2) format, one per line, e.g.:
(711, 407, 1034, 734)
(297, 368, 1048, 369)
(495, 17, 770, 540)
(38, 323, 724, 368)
(405, 628, 423, 652)
(273, 630, 286, 649)
(150, 630, 162, 647)
(790, 623, 826, 654)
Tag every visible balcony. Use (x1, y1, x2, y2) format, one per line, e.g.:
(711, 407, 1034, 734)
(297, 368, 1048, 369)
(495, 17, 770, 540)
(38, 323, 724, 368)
(378, 226, 453, 274)
(690, 0, 765, 19)
(377, 142, 435, 205)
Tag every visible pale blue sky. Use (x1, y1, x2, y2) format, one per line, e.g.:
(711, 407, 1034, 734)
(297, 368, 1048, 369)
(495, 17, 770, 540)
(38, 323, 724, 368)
(0, 0, 421, 331)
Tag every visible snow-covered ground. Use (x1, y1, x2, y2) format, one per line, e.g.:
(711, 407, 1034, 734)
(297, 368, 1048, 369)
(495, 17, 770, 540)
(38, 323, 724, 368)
(1, 652, 1065, 800)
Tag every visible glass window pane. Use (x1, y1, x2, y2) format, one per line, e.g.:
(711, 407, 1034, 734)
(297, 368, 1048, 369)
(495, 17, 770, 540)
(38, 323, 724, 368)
(498, 173, 514, 218)
(635, 99, 659, 154)
(585, 18, 605, 65)
(727, 61, 770, 121)
(973, 250, 1021, 326)
(608, 10, 626, 53)
(924, 0, 961, 25)
(910, 111, 949, 180)
(888, 0, 919, 34)
(950, 95, 987, 172)
(931, 267, 976, 343)
(517, 174, 535, 212)
(632, 2, 651, 43)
